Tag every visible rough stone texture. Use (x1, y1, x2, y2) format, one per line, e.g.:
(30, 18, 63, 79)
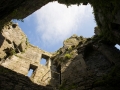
(0, 22, 27, 59)
(0, 23, 53, 87)
(61, 54, 87, 85)
(0, 1, 120, 90)
(0, 66, 53, 90)
(52, 35, 120, 90)
(63, 34, 80, 48)
(94, 27, 101, 35)
(0, 23, 120, 90)
(92, 1, 120, 44)
(0, 0, 120, 45)
(0, 46, 52, 86)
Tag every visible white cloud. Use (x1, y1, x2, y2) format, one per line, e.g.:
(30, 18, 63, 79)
(34, 1, 94, 48)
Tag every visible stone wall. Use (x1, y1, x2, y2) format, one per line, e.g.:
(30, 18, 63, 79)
(0, 23, 120, 90)
(52, 35, 120, 90)
(0, 0, 56, 29)
(0, 23, 53, 86)
(0, 45, 52, 86)
(0, 65, 53, 90)
(0, 1, 120, 90)
(1, 0, 120, 44)
(0, 22, 27, 59)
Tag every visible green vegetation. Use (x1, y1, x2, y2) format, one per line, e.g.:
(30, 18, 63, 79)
(7, 49, 16, 59)
(65, 53, 72, 59)
(26, 38, 30, 46)
(10, 49, 16, 56)
(67, 46, 72, 51)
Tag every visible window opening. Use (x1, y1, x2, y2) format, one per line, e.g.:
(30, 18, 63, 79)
(40, 54, 49, 66)
(40, 58, 47, 65)
(115, 44, 120, 50)
(27, 64, 37, 77)
(27, 69, 33, 77)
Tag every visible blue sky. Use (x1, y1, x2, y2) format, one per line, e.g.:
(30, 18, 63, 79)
(14, 2, 96, 52)
(13, 2, 120, 76)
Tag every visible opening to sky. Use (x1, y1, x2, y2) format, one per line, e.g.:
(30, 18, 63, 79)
(27, 69, 33, 77)
(115, 44, 120, 50)
(13, 1, 96, 52)
(40, 58, 47, 65)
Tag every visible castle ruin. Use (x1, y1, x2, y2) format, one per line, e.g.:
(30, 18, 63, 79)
(0, 0, 120, 90)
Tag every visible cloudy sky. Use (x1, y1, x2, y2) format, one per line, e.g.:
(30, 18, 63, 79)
(14, 1, 120, 76)
(16, 1, 96, 52)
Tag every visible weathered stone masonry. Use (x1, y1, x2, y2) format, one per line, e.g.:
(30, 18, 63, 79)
(0, 23, 53, 86)
(0, 23, 120, 90)
(51, 34, 120, 90)
(0, 66, 53, 90)
(1, 0, 120, 45)
(0, 0, 120, 89)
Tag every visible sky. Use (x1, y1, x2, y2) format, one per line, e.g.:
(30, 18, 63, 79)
(15, 2, 96, 76)
(13, 1, 120, 76)
(14, 1, 96, 53)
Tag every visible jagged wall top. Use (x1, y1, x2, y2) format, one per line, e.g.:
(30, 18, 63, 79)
(1, 0, 120, 45)
(0, 23, 52, 86)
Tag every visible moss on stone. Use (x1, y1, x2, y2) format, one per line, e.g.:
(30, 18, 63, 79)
(65, 53, 72, 59)
(10, 49, 16, 55)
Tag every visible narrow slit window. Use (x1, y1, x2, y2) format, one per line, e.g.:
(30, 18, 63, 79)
(27, 64, 37, 77)
(27, 69, 33, 77)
